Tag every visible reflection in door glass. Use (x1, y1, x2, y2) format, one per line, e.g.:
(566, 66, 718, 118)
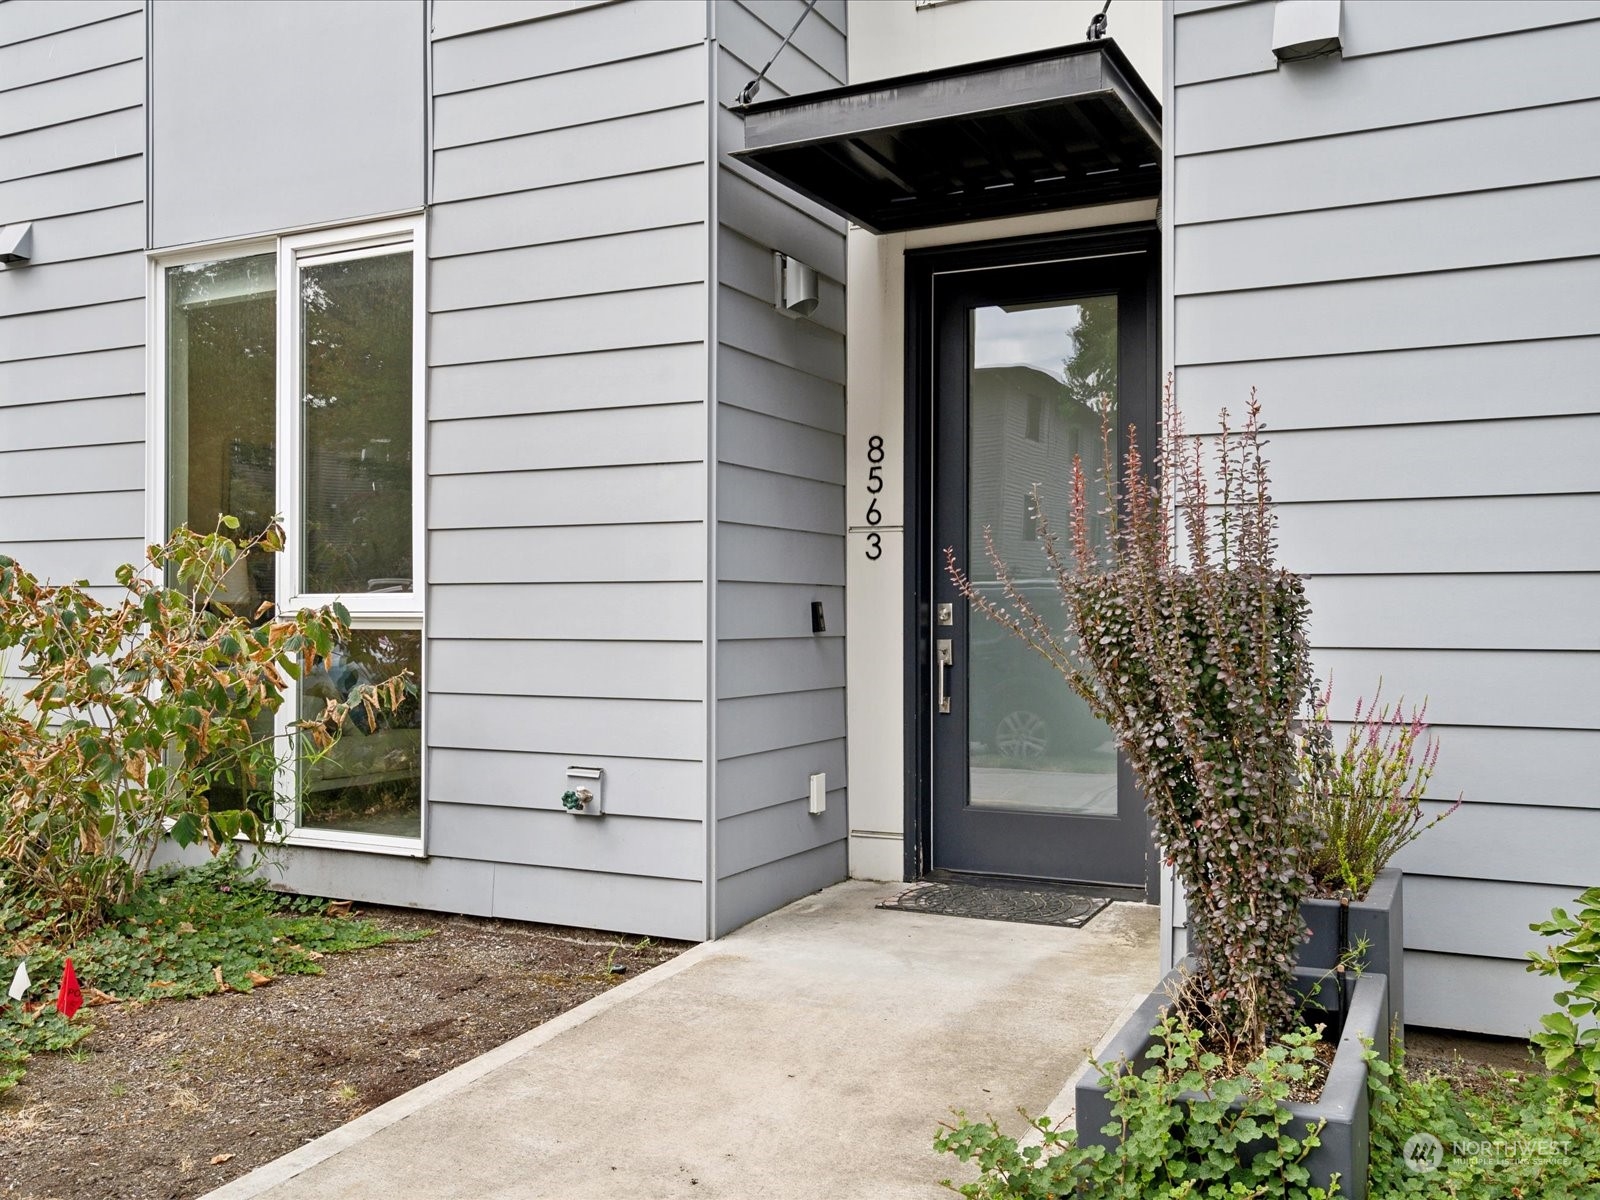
(967, 297, 1118, 816)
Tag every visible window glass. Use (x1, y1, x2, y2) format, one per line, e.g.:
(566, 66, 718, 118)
(299, 628, 422, 837)
(299, 251, 414, 596)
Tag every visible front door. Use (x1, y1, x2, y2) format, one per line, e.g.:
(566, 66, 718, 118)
(920, 236, 1157, 889)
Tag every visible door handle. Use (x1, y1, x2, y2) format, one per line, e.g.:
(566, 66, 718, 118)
(936, 638, 953, 714)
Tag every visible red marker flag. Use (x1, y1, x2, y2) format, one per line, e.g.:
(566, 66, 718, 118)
(56, 958, 82, 1019)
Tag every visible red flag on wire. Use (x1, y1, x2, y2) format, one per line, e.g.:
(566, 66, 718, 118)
(56, 958, 82, 1019)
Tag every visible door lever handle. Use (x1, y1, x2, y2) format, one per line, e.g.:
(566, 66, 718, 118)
(936, 639, 953, 714)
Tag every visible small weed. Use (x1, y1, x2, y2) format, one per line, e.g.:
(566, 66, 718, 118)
(332, 1081, 359, 1104)
(66, 1047, 91, 1064)
(164, 1056, 186, 1072)
(108, 1081, 127, 1099)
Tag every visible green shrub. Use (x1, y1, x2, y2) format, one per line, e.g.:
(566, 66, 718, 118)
(935, 1014, 1337, 1199)
(1527, 886, 1600, 1103)
(0, 520, 409, 934)
(1366, 1045, 1600, 1198)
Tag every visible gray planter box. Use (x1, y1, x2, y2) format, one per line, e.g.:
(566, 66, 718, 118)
(1075, 962, 1390, 1200)
(1300, 867, 1404, 1040)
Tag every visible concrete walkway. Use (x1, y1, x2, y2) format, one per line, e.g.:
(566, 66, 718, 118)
(208, 881, 1160, 1200)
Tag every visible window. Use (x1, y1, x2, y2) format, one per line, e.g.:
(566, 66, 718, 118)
(157, 217, 424, 852)
(1025, 394, 1042, 442)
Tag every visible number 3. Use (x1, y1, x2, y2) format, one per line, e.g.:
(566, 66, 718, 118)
(866, 532, 882, 561)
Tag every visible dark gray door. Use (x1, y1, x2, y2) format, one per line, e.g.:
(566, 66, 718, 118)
(926, 250, 1156, 887)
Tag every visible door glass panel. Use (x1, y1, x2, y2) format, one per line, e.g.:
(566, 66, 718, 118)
(966, 296, 1118, 815)
(299, 250, 413, 596)
(299, 628, 422, 837)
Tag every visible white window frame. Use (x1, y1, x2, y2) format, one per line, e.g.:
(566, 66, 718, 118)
(146, 214, 427, 857)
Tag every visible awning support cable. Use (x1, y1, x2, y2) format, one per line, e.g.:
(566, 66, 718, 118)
(1087, 0, 1112, 41)
(737, 0, 821, 107)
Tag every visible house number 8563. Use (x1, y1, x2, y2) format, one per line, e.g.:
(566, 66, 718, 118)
(864, 435, 885, 560)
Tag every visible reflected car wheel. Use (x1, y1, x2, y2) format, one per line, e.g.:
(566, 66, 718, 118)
(994, 708, 1049, 760)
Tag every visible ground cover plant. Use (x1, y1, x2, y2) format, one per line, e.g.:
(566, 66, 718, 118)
(1, 853, 422, 1090)
(1526, 886, 1600, 1104)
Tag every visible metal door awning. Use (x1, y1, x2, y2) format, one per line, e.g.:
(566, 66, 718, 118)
(732, 40, 1161, 235)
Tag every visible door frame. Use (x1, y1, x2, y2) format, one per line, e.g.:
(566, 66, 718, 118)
(901, 223, 1161, 899)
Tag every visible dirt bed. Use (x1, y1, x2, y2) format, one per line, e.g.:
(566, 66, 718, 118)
(0, 908, 686, 1200)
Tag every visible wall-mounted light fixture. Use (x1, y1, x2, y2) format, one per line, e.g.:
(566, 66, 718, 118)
(1272, 0, 1341, 63)
(774, 252, 819, 320)
(0, 222, 33, 266)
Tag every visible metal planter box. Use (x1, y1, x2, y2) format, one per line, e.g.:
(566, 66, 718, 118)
(1075, 962, 1390, 1200)
(1300, 867, 1405, 1038)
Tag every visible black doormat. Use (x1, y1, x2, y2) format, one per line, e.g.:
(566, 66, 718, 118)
(877, 881, 1113, 929)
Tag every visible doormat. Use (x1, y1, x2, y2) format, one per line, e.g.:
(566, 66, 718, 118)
(877, 881, 1112, 929)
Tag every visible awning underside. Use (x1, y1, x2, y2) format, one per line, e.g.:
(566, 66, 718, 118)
(733, 41, 1162, 235)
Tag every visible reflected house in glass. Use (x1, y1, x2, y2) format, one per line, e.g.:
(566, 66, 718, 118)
(1, 0, 1592, 1037)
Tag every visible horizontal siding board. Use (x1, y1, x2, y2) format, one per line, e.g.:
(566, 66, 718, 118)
(7, 202, 143, 266)
(1176, 179, 1600, 295)
(1175, 337, 1600, 430)
(1312, 648, 1600, 731)
(719, 345, 845, 435)
(717, 637, 844, 700)
(430, 224, 704, 312)
(0, 0, 142, 47)
(429, 747, 704, 821)
(715, 37, 837, 112)
(719, 167, 846, 280)
(429, 165, 705, 257)
(434, 103, 705, 203)
(0, 345, 142, 406)
(252, 845, 495, 925)
(716, 793, 845, 878)
(717, 581, 843, 640)
(429, 344, 706, 421)
(1405, 951, 1557, 1035)
(718, 405, 844, 483)
(1172, 0, 1275, 86)
(0, 297, 142, 361)
(1406, 876, 1584, 960)
(718, 227, 845, 334)
(718, 689, 844, 758)
(431, 581, 703, 640)
(430, 523, 703, 583)
(1394, 725, 1600, 810)
(716, 463, 842, 535)
(1393, 802, 1600, 888)
(430, 404, 705, 475)
(429, 463, 705, 528)
(1276, 495, 1600, 574)
(1174, 259, 1600, 364)
(430, 639, 703, 702)
(0, 156, 142, 224)
(719, 285, 844, 381)
(431, 693, 703, 761)
(0, 536, 141, 585)
(490, 861, 705, 941)
(434, 44, 705, 148)
(0, 441, 142, 495)
(431, 0, 705, 94)
(713, 839, 845, 935)
(717, 523, 844, 585)
(429, 1, 613, 41)
(0, 394, 141, 449)
(734, 0, 846, 83)
(1221, 414, 1600, 502)
(0, 58, 141, 137)
(431, 283, 704, 365)
(1176, 21, 1600, 156)
(1305, 574, 1600, 652)
(716, 738, 846, 818)
(0, 9, 141, 91)
(1174, 99, 1600, 225)
(0, 250, 144, 317)
(0, 104, 140, 182)
(428, 804, 704, 880)
(0, 489, 140, 541)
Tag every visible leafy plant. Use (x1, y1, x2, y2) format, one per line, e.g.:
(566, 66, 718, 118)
(1527, 887, 1600, 1103)
(936, 1013, 1337, 1198)
(1294, 681, 1459, 900)
(1366, 1040, 1600, 1197)
(0, 852, 426, 1090)
(0, 520, 410, 934)
(948, 384, 1316, 1057)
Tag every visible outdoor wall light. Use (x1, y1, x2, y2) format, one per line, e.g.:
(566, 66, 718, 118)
(1272, 0, 1341, 62)
(0, 222, 33, 266)
(774, 252, 819, 319)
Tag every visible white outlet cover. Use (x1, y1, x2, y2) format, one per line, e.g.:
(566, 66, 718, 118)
(808, 772, 826, 815)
